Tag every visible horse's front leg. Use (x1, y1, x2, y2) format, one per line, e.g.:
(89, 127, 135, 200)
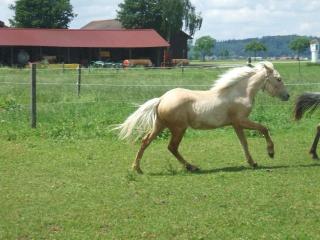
(233, 125, 258, 167)
(309, 124, 320, 160)
(236, 118, 274, 158)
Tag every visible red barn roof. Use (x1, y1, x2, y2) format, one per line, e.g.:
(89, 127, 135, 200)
(0, 28, 169, 48)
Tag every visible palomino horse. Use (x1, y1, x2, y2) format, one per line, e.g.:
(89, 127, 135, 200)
(116, 62, 290, 174)
(294, 92, 320, 159)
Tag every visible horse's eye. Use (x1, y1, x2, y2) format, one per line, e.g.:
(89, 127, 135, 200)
(277, 78, 282, 82)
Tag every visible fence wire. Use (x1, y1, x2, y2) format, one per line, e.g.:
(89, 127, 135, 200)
(1, 65, 320, 108)
(1, 81, 320, 87)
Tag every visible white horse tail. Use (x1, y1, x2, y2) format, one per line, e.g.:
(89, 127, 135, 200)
(115, 98, 161, 140)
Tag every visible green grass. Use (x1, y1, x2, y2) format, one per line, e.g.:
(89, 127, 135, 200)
(1, 62, 320, 239)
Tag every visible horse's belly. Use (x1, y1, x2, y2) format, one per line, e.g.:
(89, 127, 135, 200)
(189, 112, 230, 129)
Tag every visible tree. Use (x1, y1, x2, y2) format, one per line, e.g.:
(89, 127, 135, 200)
(9, 0, 76, 28)
(245, 40, 267, 59)
(289, 37, 310, 74)
(219, 49, 230, 59)
(194, 36, 216, 61)
(214, 35, 312, 58)
(117, 0, 202, 40)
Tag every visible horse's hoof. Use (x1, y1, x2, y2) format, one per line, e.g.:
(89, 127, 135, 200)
(268, 152, 274, 158)
(251, 162, 258, 168)
(135, 168, 144, 174)
(132, 166, 143, 174)
(310, 151, 319, 160)
(186, 164, 200, 172)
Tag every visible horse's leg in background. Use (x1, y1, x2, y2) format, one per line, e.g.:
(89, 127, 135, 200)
(309, 124, 320, 160)
(132, 121, 164, 174)
(168, 127, 199, 171)
(235, 118, 274, 158)
(233, 125, 258, 167)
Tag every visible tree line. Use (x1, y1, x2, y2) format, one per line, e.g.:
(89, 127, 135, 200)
(189, 35, 313, 60)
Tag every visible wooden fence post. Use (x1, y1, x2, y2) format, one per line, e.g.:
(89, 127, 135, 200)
(30, 63, 37, 128)
(77, 64, 81, 96)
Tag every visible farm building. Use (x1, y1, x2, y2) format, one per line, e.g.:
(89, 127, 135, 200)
(0, 27, 169, 67)
(0, 20, 7, 28)
(310, 39, 319, 63)
(82, 19, 191, 60)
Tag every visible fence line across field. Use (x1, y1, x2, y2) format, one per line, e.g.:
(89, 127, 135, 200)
(0, 63, 241, 73)
(2, 63, 320, 128)
(33, 67, 234, 77)
(1, 81, 320, 87)
(34, 100, 293, 108)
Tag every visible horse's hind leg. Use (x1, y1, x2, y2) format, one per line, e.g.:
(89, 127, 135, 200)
(168, 127, 199, 172)
(309, 124, 320, 160)
(132, 121, 164, 174)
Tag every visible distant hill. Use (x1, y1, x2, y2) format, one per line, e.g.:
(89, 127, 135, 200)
(193, 35, 316, 59)
(214, 35, 316, 58)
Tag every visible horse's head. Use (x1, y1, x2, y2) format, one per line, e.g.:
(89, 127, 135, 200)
(260, 61, 290, 101)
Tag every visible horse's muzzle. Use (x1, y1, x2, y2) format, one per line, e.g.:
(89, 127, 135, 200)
(281, 93, 290, 101)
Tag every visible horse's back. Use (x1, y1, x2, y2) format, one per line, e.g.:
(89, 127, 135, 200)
(159, 88, 209, 109)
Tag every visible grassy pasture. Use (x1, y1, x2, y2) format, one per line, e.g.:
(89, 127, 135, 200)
(1, 62, 320, 239)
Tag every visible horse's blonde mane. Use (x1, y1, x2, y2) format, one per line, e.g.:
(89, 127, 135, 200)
(211, 63, 270, 92)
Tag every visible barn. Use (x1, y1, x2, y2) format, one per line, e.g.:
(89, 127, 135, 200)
(0, 20, 7, 28)
(82, 19, 191, 60)
(0, 28, 169, 67)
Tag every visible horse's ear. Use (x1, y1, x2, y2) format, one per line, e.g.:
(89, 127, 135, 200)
(262, 62, 274, 73)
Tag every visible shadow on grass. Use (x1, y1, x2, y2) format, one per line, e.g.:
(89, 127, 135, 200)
(148, 162, 320, 176)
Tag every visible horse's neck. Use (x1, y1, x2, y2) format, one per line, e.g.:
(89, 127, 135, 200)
(209, 69, 266, 102)
(212, 76, 256, 99)
(246, 70, 266, 101)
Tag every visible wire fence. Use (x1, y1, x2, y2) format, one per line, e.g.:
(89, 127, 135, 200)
(0, 63, 320, 128)
(2, 81, 320, 87)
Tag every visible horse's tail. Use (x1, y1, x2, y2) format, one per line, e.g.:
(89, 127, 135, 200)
(294, 92, 320, 120)
(114, 98, 161, 140)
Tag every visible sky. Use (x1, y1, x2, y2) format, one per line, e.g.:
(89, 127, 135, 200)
(1, 0, 320, 41)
